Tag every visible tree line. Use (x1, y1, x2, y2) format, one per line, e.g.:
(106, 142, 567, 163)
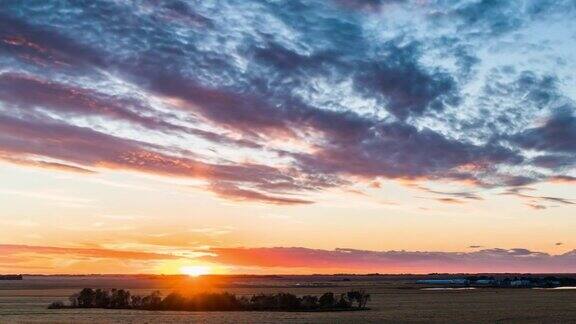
(49, 288, 370, 312)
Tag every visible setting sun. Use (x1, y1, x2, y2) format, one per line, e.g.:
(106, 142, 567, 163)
(180, 265, 211, 277)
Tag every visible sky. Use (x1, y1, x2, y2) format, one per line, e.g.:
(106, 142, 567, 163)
(0, 0, 575, 275)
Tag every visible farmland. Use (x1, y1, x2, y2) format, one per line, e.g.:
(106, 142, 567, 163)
(1, 275, 576, 323)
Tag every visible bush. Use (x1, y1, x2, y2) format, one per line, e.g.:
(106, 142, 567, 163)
(347, 290, 370, 308)
(48, 301, 64, 309)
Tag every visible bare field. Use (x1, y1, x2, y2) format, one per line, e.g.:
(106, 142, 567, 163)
(1, 275, 576, 323)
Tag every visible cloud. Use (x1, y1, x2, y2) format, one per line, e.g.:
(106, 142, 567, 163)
(549, 176, 576, 183)
(0, 73, 158, 127)
(429, 0, 576, 37)
(209, 182, 314, 205)
(435, 197, 465, 204)
(527, 203, 546, 210)
(202, 246, 576, 273)
(0, 12, 103, 69)
(0, 113, 321, 204)
(413, 185, 483, 203)
(354, 41, 459, 119)
(501, 187, 574, 209)
(5, 243, 576, 274)
(0, 246, 178, 274)
(511, 108, 576, 156)
(0, 1, 575, 205)
(0, 244, 183, 261)
(333, 0, 407, 11)
(0, 153, 95, 174)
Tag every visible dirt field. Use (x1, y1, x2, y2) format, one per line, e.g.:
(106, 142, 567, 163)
(1, 275, 576, 323)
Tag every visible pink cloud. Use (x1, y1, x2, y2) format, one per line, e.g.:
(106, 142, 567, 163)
(202, 247, 576, 273)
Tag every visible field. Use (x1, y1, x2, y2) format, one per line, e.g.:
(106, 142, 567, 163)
(1, 275, 576, 323)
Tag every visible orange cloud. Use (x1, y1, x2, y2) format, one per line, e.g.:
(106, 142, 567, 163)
(0, 153, 94, 174)
(436, 197, 465, 204)
(0, 244, 198, 274)
(0, 244, 183, 261)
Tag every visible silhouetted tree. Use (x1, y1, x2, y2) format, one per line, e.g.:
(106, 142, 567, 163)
(277, 293, 301, 309)
(161, 292, 186, 310)
(130, 295, 142, 308)
(336, 294, 351, 308)
(141, 290, 162, 309)
(94, 289, 111, 308)
(319, 292, 335, 308)
(68, 293, 79, 307)
(250, 293, 274, 310)
(110, 289, 131, 308)
(77, 288, 95, 308)
(52, 288, 370, 312)
(301, 295, 319, 309)
(198, 292, 240, 311)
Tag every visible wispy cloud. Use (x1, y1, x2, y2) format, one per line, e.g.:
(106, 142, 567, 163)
(501, 187, 575, 209)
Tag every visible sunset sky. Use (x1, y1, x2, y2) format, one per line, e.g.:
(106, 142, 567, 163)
(1, 0, 576, 275)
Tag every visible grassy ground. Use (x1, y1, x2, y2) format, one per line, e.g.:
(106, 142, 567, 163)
(1, 275, 575, 323)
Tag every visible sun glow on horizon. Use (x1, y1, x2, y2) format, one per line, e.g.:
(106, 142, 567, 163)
(180, 265, 211, 277)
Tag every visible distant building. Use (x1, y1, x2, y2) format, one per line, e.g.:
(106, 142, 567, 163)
(416, 279, 469, 285)
(510, 280, 531, 287)
(415, 276, 574, 288)
(474, 279, 496, 286)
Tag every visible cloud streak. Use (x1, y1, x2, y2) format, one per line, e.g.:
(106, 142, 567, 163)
(0, 244, 183, 261)
(203, 246, 576, 273)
